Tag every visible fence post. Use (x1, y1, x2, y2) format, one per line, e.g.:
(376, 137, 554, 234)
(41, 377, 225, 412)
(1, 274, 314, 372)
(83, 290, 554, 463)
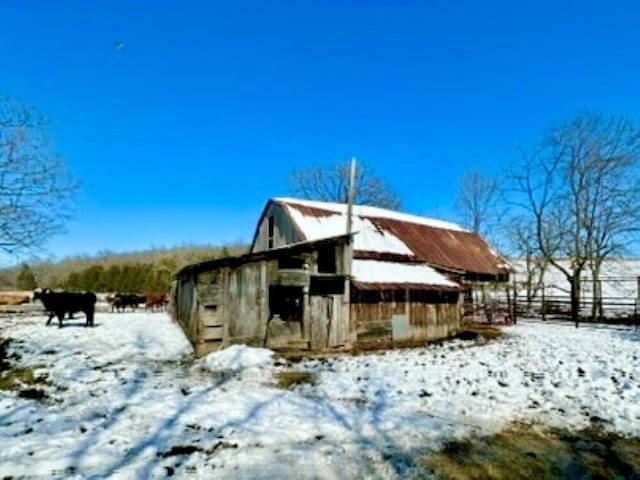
(541, 283, 546, 322)
(636, 277, 640, 330)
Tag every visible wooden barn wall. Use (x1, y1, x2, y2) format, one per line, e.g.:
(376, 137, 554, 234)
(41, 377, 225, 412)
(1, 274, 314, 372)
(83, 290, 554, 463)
(351, 289, 461, 343)
(252, 203, 302, 253)
(174, 241, 439, 356)
(223, 261, 269, 347)
(172, 275, 199, 350)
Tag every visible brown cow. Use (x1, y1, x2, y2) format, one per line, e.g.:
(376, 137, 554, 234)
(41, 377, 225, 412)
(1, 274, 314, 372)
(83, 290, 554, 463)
(145, 292, 168, 312)
(0, 293, 31, 305)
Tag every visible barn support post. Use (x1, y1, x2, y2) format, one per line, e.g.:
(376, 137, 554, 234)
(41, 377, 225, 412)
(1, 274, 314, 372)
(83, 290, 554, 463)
(259, 261, 268, 347)
(482, 283, 492, 323)
(405, 288, 410, 322)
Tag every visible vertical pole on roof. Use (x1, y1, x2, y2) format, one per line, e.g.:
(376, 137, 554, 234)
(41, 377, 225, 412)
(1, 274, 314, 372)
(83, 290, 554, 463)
(346, 157, 356, 238)
(344, 157, 356, 344)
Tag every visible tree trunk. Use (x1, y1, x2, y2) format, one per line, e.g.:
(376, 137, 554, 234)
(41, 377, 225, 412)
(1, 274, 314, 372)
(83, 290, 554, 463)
(590, 263, 603, 322)
(510, 282, 517, 324)
(525, 256, 534, 313)
(570, 274, 581, 328)
(597, 279, 604, 322)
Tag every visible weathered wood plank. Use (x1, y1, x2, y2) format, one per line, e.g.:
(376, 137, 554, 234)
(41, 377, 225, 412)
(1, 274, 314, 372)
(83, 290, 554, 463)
(202, 326, 224, 341)
(277, 269, 310, 286)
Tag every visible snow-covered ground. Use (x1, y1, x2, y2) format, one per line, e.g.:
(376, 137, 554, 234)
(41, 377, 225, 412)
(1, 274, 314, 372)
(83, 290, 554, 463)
(1, 313, 639, 479)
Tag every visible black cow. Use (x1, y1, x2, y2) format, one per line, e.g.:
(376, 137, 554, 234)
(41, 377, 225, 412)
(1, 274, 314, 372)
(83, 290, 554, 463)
(109, 293, 146, 313)
(33, 288, 97, 328)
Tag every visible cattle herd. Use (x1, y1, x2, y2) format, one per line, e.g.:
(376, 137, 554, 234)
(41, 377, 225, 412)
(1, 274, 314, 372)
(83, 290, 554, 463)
(22, 288, 170, 328)
(105, 292, 169, 313)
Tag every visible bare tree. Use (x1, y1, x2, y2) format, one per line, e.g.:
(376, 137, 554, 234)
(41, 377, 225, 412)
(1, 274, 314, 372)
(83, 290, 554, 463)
(455, 170, 499, 236)
(506, 215, 548, 312)
(0, 95, 79, 255)
(507, 112, 640, 327)
(287, 160, 402, 210)
(582, 117, 640, 320)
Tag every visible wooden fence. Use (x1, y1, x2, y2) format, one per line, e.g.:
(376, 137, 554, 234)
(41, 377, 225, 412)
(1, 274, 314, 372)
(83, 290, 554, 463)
(463, 276, 640, 326)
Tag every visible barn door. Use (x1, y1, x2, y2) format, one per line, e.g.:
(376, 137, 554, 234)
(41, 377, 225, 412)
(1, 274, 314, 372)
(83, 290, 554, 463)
(310, 295, 335, 350)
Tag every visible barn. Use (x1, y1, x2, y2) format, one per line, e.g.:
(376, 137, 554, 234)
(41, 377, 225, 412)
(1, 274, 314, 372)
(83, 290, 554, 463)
(171, 197, 510, 357)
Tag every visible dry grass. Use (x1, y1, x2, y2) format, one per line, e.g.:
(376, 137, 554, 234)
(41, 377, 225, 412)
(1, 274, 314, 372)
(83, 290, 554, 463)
(0, 366, 37, 390)
(274, 370, 317, 389)
(422, 426, 640, 480)
(0, 366, 50, 400)
(0, 337, 50, 398)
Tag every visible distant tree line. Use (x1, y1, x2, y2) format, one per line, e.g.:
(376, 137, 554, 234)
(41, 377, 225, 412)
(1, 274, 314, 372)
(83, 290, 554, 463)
(0, 244, 247, 292)
(64, 262, 174, 293)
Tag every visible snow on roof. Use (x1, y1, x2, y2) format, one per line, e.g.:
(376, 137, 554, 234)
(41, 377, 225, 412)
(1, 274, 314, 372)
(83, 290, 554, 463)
(274, 197, 466, 232)
(282, 202, 414, 254)
(352, 259, 459, 288)
(270, 197, 506, 276)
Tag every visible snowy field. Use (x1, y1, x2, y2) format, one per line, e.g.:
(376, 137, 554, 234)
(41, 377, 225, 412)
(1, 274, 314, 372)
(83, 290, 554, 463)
(1, 313, 639, 479)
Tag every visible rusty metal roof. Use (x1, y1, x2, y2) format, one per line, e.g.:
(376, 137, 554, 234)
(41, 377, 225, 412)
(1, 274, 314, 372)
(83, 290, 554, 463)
(279, 199, 509, 276)
(365, 216, 508, 276)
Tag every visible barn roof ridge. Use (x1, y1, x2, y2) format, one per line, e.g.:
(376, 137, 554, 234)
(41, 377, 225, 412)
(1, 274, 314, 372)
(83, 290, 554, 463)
(273, 197, 467, 232)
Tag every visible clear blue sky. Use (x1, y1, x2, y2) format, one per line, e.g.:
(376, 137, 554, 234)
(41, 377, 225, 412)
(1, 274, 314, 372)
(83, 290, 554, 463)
(1, 1, 639, 262)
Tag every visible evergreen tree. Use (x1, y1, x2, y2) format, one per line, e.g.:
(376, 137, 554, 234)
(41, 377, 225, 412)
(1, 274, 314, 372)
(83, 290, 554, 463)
(16, 263, 37, 290)
(65, 272, 81, 290)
